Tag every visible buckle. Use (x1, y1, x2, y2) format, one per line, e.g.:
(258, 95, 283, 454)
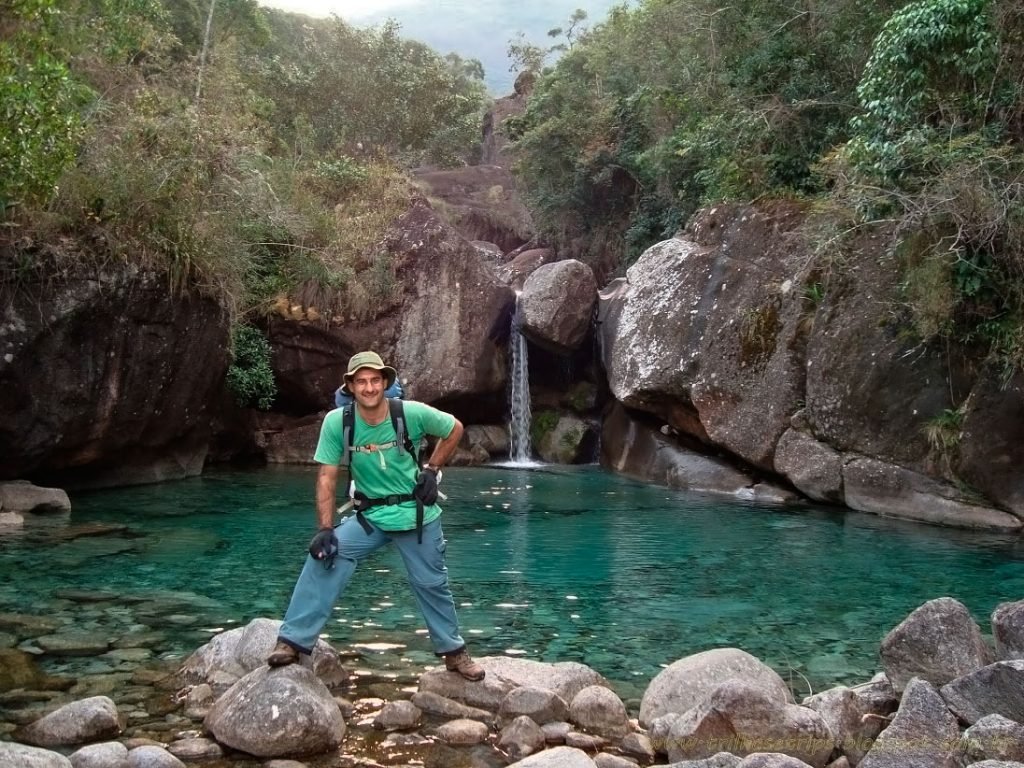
(385, 495, 401, 505)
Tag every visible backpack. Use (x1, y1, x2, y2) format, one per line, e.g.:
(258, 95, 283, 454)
(339, 398, 418, 468)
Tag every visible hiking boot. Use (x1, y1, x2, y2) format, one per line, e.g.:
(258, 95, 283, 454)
(444, 648, 485, 681)
(267, 641, 299, 667)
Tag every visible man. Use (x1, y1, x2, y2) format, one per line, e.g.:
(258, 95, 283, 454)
(266, 351, 485, 681)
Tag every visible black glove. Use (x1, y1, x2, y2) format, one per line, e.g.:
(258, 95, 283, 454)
(413, 466, 439, 506)
(309, 528, 338, 562)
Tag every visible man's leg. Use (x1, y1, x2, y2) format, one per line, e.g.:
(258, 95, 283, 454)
(392, 518, 484, 681)
(272, 515, 387, 661)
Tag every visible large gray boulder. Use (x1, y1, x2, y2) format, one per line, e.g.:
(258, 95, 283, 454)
(879, 597, 993, 693)
(0, 742, 73, 767)
(203, 665, 346, 758)
(0, 482, 71, 514)
(857, 678, 959, 768)
(497, 686, 570, 728)
(640, 647, 793, 727)
(664, 680, 834, 767)
(175, 617, 346, 690)
(520, 259, 598, 354)
(774, 429, 844, 503)
(569, 685, 631, 740)
(843, 458, 1021, 532)
(69, 741, 129, 768)
(126, 745, 185, 768)
(993, 600, 1024, 659)
(16, 696, 122, 747)
(801, 685, 889, 766)
(957, 714, 1024, 764)
(940, 659, 1024, 725)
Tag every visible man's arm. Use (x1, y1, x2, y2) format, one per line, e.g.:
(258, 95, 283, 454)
(315, 464, 340, 528)
(424, 418, 463, 471)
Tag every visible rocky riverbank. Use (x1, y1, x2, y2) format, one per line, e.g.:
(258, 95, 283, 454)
(2, 597, 1024, 768)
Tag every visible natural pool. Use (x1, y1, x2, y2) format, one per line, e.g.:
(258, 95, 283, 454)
(2, 464, 1024, 703)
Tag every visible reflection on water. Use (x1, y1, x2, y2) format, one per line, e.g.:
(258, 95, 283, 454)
(2, 464, 1023, 700)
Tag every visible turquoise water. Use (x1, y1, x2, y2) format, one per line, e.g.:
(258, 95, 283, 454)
(2, 465, 1023, 701)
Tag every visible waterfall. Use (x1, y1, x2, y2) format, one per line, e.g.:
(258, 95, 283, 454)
(508, 295, 533, 463)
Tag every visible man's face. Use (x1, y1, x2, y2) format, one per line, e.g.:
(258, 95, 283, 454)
(350, 368, 385, 409)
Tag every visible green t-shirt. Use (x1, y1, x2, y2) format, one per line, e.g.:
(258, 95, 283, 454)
(313, 400, 456, 531)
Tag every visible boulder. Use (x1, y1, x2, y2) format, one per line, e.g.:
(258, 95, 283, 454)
(992, 600, 1024, 659)
(374, 700, 421, 731)
(599, 204, 810, 472)
(16, 696, 121, 747)
(126, 745, 186, 768)
(498, 247, 556, 289)
(664, 680, 834, 767)
(436, 718, 490, 745)
(409, 690, 491, 720)
(774, 429, 844, 503)
(738, 756, 816, 768)
(203, 664, 345, 758)
(640, 647, 793, 727)
(802, 685, 889, 766)
(519, 260, 598, 355)
(843, 458, 1020, 531)
(879, 597, 992, 693)
(536, 412, 598, 464)
(0, 482, 71, 514)
(569, 685, 631, 740)
(940, 659, 1024, 725)
(957, 714, 1024, 764)
(420, 656, 605, 712)
(497, 686, 570, 728)
(510, 745, 598, 767)
(174, 617, 347, 690)
(498, 714, 547, 761)
(0, 741, 73, 767)
(857, 678, 958, 768)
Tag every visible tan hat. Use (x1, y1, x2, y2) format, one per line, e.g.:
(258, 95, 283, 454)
(342, 351, 397, 392)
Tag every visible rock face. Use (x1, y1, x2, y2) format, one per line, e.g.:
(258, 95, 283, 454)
(0, 265, 229, 486)
(598, 201, 1024, 528)
(411, 165, 534, 253)
(267, 198, 515, 420)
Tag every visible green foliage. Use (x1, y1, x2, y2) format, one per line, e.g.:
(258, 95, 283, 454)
(530, 410, 559, 447)
(1, 0, 86, 211)
(511, 0, 903, 272)
(226, 324, 276, 409)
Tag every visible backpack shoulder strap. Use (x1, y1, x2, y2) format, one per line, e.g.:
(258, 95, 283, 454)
(340, 404, 354, 467)
(388, 398, 417, 460)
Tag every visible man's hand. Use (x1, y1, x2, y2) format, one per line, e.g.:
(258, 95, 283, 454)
(413, 466, 439, 506)
(309, 527, 339, 562)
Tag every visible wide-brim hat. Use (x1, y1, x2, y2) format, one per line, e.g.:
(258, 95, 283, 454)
(341, 350, 396, 394)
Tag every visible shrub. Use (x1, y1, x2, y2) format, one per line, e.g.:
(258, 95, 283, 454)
(226, 324, 276, 409)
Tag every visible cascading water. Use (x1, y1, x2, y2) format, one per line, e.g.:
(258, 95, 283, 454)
(507, 294, 533, 463)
